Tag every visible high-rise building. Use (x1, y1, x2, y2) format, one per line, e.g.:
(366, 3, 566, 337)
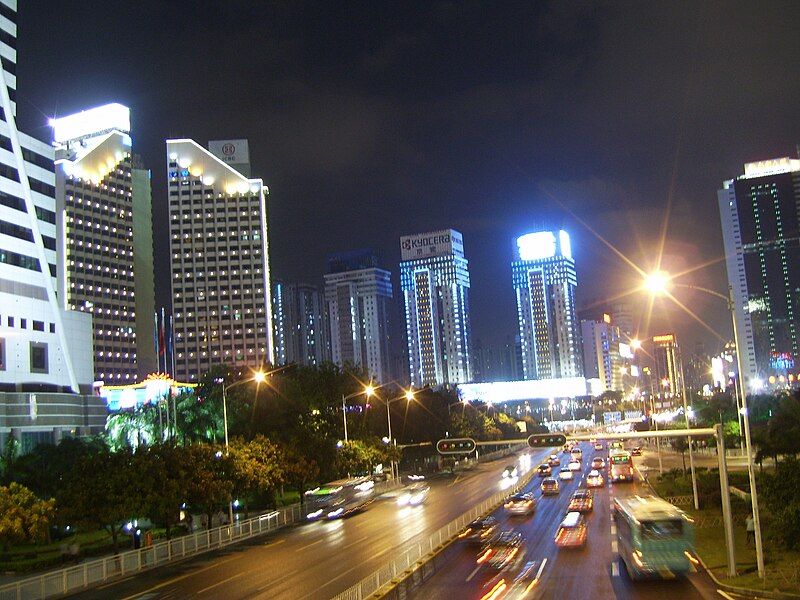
(0, 0, 106, 452)
(400, 229, 472, 387)
(324, 250, 392, 382)
(610, 300, 634, 341)
(167, 138, 273, 381)
(51, 103, 156, 383)
(718, 157, 800, 385)
(472, 338, 496, 383)
(581, 315, 624, 391)
(513, 230, 582, 380)
(0, 0, 93, 394)
(272, 281, 327, 367)
(652, 333, 682, 403)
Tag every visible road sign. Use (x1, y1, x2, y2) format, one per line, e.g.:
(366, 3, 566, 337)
(436, 438, 477, 454)
(527, 433, 567, 448)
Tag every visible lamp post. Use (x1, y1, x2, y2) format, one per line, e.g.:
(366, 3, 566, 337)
(341, 384, 374, 443)
(216, 369, 266, 526)
(644, 273, 765, 578)
(380, 388, 416, 480)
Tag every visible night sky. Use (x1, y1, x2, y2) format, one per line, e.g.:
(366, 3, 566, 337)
(16, 1, 800, 358)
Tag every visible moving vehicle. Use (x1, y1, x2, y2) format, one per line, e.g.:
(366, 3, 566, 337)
(305, 476, 375, 520)
(591, 457, 606, 470)
(609, 451, 635, 482)
(477, 531, 525, 570)
(570, 447, 583, 461)
(460, 516, 498, 545)
(396, 482, 430, 506)
(503, 464, 519, 479)
(493, 560, 542, 600)
(562, 444, 572, 455)
(505, 493, 536, 516)
(568, 460, 582, 472)
(586, 469, 604, 488)
(594, 442, 604, 451)
(568, 489, 594, 513)
(536, 463, 552, 477)
(613, 495, 695, 580)
(555, 512, 587, 548)
(541, 477, 560, 495)
(631, 446, 643, 456)
(609, 440, 624, 454)
(548, 454, 561, 467)
(558, 467, 573, 480)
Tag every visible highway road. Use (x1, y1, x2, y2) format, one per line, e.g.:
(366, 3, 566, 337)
(410, 441, 731, 600)
(68, 446, 551, 600)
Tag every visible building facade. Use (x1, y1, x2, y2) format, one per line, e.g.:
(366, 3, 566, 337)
(400, 229, 472, 387)
(51, 103, 156, 383)
(652, 333, 682, 403)
(513, 230, 582, 380)
(272, 281, 327, 367)
(581, 315, 624, 392)
(167, 138, 273, 381)
(324, 250, 392, 382)
(718, 157, 800, 386)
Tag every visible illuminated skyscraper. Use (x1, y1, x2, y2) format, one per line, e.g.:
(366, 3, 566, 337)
(272, 281, 326, 367)
(513, 230, 582, 380)
(652, 333, 682, 404)
(400, 229, 472, 387)
(51, 104, 156, 382)
(167, 139, 273, 381)
(719, 157, 800, 385)
(324, 250, 392, 382)
(581, 314, 623, 392)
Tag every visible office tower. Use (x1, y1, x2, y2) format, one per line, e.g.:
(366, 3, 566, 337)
(324, 250, 392, 382)
(472, 338, 496, 383)
(272, 281, 326, 367)
(610, 300, 634, 340)
(0, 0, 93, 394)
(513, 230, 582, 380)
(51, 103, 156, 383)
(400, 229, 472, 387)
(652, 333, 682, 402)
(719, 157, 800, 385)
(167, 138, 273, 381)
(581, 314, 623, 391)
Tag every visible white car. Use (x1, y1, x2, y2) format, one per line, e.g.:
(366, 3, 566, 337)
(396, 483, 430, 506)
(558, 467, 574, 480)
(586, 470, 604, 488)
(502, 465, 519, 479)
(505, 493, 536, 516)
(568, 460, 582, 472)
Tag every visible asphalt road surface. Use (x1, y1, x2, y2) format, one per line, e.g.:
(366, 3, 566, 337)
(68, 447, 552, 600)
(409, 441, 729, 600)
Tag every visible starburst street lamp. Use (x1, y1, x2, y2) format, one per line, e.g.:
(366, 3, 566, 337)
(341, 384, 374, 444)
(644, 271, 765, 578)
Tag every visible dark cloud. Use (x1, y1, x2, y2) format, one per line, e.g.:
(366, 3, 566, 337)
(16, 0, 800, 357)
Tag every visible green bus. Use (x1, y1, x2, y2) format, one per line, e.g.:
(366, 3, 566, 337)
(613, 495, 695, 580)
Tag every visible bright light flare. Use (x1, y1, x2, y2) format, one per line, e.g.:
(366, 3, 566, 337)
(253, 370, 266, 383)
(405, 389, 415, 401)
(365, 384, 375, 397)
(644, 271, 670, 296)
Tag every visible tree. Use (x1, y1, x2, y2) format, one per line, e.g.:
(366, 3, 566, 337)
(137, 444, 190, 539)
(13, 437, 106, 499)
(182, 444, 234, 527)
(229, 436, 287, 512)
(175, 390, 222, 444)
(0, 483, 54, 550)
(767, 391, 800, 459)
(670, 437, 688, 474)
(334, 439, 400, 478)
(0, 436, 18, 485)
(57, 447, 141, 552)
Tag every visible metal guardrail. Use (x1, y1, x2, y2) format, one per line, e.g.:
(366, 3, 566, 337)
(331, 468, 537, 600)
(665, 495, 694, 506)
(0, 479, 401, 600)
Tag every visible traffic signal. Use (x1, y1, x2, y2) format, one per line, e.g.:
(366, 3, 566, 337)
(436, 438, 477, 455)
(527, 433, 567, 448)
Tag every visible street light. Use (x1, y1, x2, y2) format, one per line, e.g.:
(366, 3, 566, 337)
(645, 272, 765, 578)
(379, 387, 417, 480)
(341, 384, 374, 443)
(215, 369, 266, 526)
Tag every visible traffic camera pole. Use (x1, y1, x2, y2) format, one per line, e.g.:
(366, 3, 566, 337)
(716, 423, 737, 577)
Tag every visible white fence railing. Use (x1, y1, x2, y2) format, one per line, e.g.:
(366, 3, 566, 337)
(331, 468, 537, 600)
(0, 479, 401, 600)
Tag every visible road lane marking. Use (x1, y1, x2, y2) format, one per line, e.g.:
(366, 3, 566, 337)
(466, 564, 482, 582)
(197, 572, 245, 595)
(611, 561, 619, 577)
(535, 558, 547, 580)
(717, 591, 737, 600)
(340, 535, 369, 551)
(611, 540, 618, 553)
(296, 537, 326, 552)
(264, 539, 285, 548)
(119, 556, 239, 600)
(449, 475, 463, 487)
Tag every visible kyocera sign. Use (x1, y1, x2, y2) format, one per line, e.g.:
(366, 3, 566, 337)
(400, 229, 463, 260)
(208, 139, 249, 166)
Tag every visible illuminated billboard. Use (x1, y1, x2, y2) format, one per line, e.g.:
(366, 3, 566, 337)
(50, 103, 130, 143)
(457, 378, 590, 403)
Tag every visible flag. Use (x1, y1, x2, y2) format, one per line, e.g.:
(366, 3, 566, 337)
(158, 308, 166, 357)
(153, 311, 159, 358)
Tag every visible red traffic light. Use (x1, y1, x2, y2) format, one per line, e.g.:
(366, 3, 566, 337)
(436, 438, 477, 455)
(527, 433, 567, 448)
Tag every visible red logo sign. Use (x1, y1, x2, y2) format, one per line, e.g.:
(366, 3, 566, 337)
(221, 143, 236, 156)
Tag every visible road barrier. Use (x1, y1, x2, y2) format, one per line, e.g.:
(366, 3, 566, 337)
(330, 467, 537, 600)
(665, 495, 694, 506)
(0, 479, 401, 600)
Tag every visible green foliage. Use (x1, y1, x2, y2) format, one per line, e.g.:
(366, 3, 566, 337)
(0, 436, 19, 484)
(13, 437, 106, 499)
(335, 439, 400, 478)
(760, 457, 800, 549)
(229, 435, 286, 507)
(56, 447, 141, 552)
(136, 444, 190, 539)
(181, 444, 233, 521)
(0, 483, 54, 550)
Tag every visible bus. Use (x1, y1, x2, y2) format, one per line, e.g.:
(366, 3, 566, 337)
(608, 440, 624, 454)
(304, 476, 375, 520)
(609, 450, 635, 482)
(613, 495, 695, 580)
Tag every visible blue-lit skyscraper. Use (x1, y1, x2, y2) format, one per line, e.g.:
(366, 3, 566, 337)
(513, 230, 582, 380)
(400, 229, 472, 386)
